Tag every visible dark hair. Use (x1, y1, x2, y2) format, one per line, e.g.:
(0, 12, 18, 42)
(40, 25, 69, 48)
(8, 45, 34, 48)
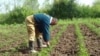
(53, 17, 58, 23)
(50, 17, 57, 25)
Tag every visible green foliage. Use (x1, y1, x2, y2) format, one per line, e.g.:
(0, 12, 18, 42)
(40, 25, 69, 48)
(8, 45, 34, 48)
(43, 0, 100, 19)
(91, 4, 100, 18)
(85, 22, 100, 37)
(23, 0, 39, 10)
(75, 23, 89, 56)
(0, 7, 34, 24)
(0, 18, 99, 56)
(0, 0, 100, 24)
(76, 6, 92, 18)
(37, 21, 67, 56)
(45, 0, 77, 19)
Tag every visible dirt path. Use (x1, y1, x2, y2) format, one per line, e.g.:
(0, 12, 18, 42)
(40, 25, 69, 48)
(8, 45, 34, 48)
(50, 24, 78, 56)
(80, 24, 100, 56)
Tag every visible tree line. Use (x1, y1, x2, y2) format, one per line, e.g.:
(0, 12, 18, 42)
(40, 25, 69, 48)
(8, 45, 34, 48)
(45, 0, 100, 19)
(0, 0, 100, 24)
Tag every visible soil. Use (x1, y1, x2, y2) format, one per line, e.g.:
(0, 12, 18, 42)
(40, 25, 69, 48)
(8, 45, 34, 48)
(50, 24, 78, 56)
(0, 24, 63, 56)
(1, 24, 99, 56)
(50, 24, 63, 39)
(80, 24, 100, 56)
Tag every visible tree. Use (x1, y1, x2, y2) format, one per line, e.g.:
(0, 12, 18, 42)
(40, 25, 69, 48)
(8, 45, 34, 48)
(23, 0, 39, 10)
(92, 0, 100, 17)
(46, 0, 77, 19)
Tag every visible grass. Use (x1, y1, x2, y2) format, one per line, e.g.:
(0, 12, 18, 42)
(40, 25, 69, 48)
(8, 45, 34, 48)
(75, 22, 89, 56)
(0, 18, 100, 56)
(0, 23, 27, 48)
(37, 20, 68, 56)
(73, 18, 100, 56)
(85, 23, 100, 37)
(0, 20, 68, 56)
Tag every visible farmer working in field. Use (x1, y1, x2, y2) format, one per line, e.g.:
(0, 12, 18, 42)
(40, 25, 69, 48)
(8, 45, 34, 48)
(25, 13, 57, 53)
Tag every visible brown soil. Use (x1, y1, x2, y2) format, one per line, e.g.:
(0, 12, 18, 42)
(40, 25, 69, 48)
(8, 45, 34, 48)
(50, 24, 78, 56)
(50, 25, 63, 39)
(80, 24, 100, 56)
(0, 25, 63, 56)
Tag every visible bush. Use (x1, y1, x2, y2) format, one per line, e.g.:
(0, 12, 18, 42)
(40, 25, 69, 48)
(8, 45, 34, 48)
(0, 7, 34, 24)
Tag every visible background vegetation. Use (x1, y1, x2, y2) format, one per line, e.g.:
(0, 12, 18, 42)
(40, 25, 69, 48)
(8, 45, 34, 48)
(0, 0, 100, 24)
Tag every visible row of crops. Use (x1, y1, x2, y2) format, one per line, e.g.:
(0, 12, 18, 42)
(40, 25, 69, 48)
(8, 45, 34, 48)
(0, 18, 100, 56)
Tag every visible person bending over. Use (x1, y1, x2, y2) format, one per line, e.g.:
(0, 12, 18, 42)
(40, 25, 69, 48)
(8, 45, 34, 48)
(25, 13, 57, 53)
